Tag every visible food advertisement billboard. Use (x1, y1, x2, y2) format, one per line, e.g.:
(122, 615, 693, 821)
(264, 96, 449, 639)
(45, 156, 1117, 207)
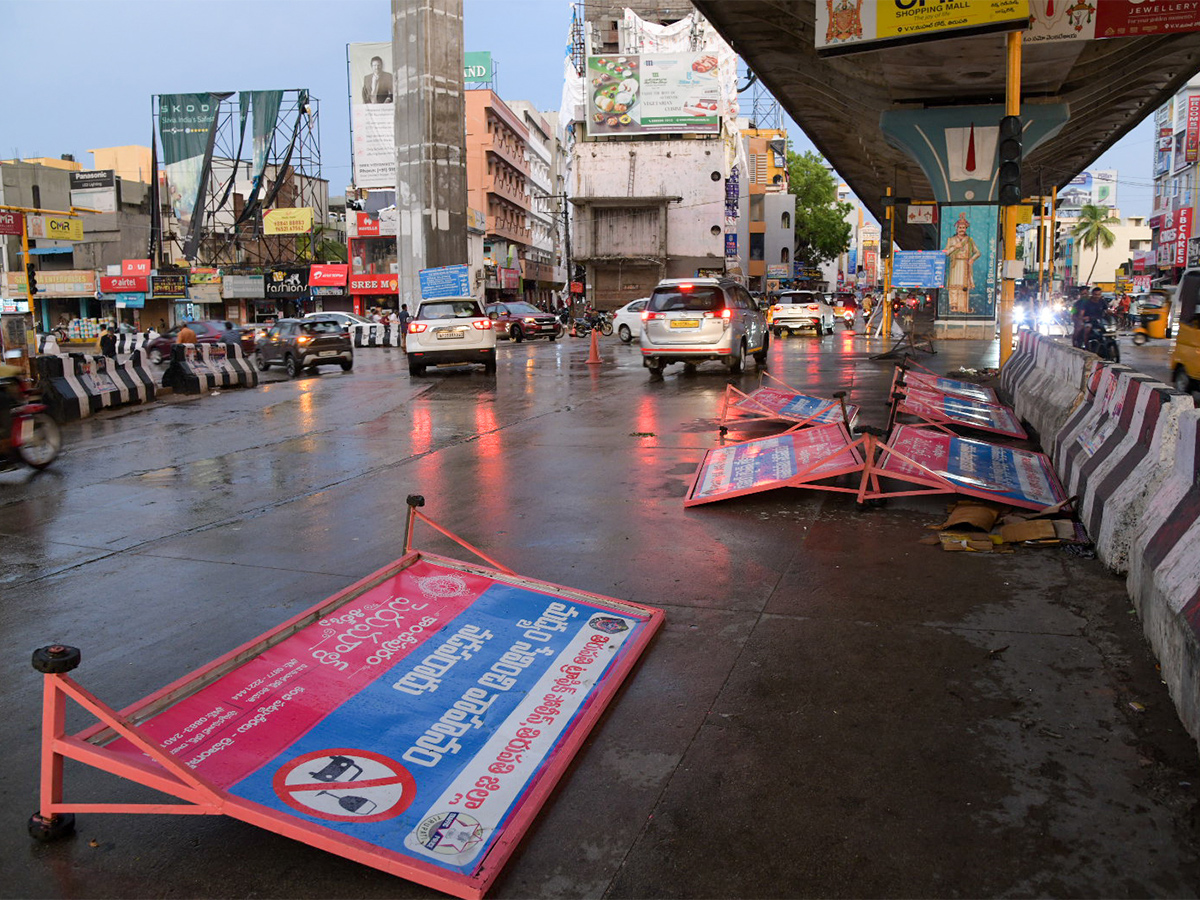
(587, 53, 720, 136)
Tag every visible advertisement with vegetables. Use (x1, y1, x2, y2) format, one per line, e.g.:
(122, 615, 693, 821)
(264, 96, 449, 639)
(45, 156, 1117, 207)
(587, 52, 721, 136)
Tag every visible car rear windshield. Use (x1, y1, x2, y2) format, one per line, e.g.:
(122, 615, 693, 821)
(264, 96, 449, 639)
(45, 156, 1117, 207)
(648, 286, 724, 312)
(300, 320, 342, 334)
(418, 301, 483, 319)
(777, 293, 820, 304)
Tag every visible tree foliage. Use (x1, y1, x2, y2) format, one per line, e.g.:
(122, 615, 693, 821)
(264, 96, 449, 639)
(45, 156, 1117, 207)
(1070, 203, 1119, 285)
(787, 150, 852, 269)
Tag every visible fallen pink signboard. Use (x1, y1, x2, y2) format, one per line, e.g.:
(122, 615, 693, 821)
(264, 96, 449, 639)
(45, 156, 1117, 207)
(32, 540, 663, 899)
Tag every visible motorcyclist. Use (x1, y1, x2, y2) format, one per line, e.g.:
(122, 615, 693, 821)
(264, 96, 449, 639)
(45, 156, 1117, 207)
(1073, 287, 1107, 349)
(0, 364, 25, 456)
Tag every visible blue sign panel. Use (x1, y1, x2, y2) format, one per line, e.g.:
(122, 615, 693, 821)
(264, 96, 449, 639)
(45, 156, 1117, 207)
(891, 251, 946, 288)
(111, 292, 146, 309)
(418, 264, 472, 299)
(724, 234, 738, 257)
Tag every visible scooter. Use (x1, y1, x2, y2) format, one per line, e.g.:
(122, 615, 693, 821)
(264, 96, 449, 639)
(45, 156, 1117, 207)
(0, 367, 62, 470)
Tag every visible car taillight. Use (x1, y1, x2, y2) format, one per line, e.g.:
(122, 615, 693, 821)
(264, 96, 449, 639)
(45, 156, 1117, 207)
(643, 311, 665, 321)
(703, 309, 732, 320)
(472, 319, 492, 330)
(678, 283, 694, 291)
(341, 331, 350, 340)
(808, 305, 819, 311)
(409, 322, 428, 333)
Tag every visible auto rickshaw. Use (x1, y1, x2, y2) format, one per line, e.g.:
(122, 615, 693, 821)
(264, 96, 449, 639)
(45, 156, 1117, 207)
(1132, 290, 1173, 345)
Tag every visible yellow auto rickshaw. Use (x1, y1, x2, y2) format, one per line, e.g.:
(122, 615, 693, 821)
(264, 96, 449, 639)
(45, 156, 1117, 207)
(1132, 290, 1173, 345)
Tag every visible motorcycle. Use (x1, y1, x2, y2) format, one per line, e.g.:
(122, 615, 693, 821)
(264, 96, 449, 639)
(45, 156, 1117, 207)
(0, 366, 62, 470)
(573, 311, 613, 337)
(1084, 315, 1121, 363)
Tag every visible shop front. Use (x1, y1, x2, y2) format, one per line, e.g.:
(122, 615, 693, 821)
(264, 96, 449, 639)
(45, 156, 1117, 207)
(349, 273, 399, 316)
(223, 275, 266, 323)
(98, 274, 148, 329)
(189, 268, 226, 323)
(151, 273, 188, 327)
(5, 269, 98, 334)
(265, 266, 311, 319)
(310, 264, 352, 313)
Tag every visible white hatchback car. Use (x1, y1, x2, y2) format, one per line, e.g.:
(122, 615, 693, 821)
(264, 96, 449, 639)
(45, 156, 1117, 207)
(405, 296, 497, 376)
(613, 298, 649, 343)
(769, 290, 835, 336)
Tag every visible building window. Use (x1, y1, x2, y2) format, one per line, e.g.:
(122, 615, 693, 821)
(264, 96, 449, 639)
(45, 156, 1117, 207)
(780, 247, 790, 263)
(750, 233, 764, 261)
(750, 195, 764, 222)
(781, 211, 791, 229)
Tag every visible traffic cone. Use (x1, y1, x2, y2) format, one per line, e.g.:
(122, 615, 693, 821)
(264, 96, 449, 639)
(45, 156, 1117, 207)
(586, 326, 601, 365)
(570, 320, 577, 337)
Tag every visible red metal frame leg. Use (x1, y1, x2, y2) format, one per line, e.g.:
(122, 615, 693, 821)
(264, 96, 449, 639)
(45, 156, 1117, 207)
(40, 676, 65, 820)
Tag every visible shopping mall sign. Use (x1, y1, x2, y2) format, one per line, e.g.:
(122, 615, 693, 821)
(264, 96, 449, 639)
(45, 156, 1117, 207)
(816, 0, 1028, 56)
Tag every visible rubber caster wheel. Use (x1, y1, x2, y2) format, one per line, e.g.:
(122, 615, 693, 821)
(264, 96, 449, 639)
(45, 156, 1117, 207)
(28, 812, 75, 842)
(32, 645, 81, 674)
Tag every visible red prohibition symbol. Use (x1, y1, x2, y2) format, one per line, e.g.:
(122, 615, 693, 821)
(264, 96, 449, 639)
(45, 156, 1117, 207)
(272, 748, 418, 824)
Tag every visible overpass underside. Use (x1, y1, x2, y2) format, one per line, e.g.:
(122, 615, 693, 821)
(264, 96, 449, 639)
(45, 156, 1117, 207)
(693, 1, 1200, 249)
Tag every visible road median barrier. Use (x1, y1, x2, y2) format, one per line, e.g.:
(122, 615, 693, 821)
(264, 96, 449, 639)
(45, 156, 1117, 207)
(350, 322, 403, 347)
(162, 343, 258, 394)
(33, 350, 157, 422)
(1128, 408, 1200, 744)
(1003, 333, 1093, 446)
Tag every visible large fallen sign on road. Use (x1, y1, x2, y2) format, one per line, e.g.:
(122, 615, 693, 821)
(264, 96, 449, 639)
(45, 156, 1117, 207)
(718, 373, 860, 437)
(28, 499, 663, 900)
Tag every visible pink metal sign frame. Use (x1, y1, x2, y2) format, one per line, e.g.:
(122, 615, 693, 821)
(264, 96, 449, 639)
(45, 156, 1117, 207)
(29, 502, 664, 900)
(717, 372, 859, 438)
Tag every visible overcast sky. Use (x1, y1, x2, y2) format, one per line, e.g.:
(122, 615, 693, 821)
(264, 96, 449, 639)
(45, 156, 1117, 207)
(0, 0, 1155, 217)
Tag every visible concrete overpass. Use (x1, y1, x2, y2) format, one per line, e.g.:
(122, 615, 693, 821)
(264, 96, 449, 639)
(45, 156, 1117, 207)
(693, 1, 1200, 250)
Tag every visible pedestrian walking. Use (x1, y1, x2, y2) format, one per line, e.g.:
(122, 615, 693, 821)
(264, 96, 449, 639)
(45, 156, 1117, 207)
(177, 322, 198, 345)
(397, 303, 411, 350)
(98, 324, 117, 359)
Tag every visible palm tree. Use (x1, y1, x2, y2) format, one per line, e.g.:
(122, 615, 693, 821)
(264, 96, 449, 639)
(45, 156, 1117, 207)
(1071, 204, 1119, 285)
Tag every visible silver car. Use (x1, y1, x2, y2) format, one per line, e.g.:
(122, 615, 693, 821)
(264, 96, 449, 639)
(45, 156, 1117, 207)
(769, 290, 835, 336)
(639, 278, 768, 377)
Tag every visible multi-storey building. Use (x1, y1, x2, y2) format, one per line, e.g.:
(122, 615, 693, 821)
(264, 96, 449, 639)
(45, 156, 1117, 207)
(508, 101, 563, 307)
(1149, 77, 1200, 287)
(564, 5, 740, 309)
(735, 127, 793, 292)
(465, 90, 532, 304)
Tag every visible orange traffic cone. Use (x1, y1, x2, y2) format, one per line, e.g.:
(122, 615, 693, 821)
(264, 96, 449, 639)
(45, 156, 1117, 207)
(586, 326, 601, 365)
(569, 320, 577, 337)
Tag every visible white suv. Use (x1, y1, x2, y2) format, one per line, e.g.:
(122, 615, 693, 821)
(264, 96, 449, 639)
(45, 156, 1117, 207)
(639, 278, 768, 377)
(406, 296, 497, 376)
(769, 291, 835, 336)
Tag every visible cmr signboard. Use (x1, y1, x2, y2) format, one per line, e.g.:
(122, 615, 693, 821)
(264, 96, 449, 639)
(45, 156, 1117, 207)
(463, 51, 493, 83)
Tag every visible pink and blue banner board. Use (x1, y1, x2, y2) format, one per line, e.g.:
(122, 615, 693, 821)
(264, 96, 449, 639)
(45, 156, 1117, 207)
(685, 424, 864, 506)
(897, 385, 1027, 439)
(878, 426, 1065, 510)
(735, 387, 859, 428)
(92, 556, 663, 898)
(902, 371, 997, 405)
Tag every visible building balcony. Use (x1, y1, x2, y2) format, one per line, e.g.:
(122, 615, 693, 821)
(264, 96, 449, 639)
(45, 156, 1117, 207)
(484, 175, 529, 210)
(488, 216, 532, 245)
(480, 134, 529, 176)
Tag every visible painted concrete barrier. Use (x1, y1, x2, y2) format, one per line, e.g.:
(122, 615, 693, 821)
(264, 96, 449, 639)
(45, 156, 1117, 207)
(1052, 366, 1191, 571)
(1005, 334, 1093, 446)
(1128, 409, 1200, 743)
(999, 328, 1038, 399)
(33, 350, 157, 422)
(351, 323, 403, 347)
(161, 343, 258, 394)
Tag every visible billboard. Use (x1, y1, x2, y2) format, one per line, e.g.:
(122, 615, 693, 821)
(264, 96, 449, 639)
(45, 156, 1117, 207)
(26, 215, 83, 241)
(816, 0, 1028, 55)
(586, 53, 720, 136)
(463, 51, 492, 83)
(892, 251, 946, 288)
(157, 92, 229, 259)
(1057, 170, 1119, 218)
(69, 170, 118, 214)
(938, 206, 998, 319)
(419, 264, 471, 298)
(1027, 0, 1200, 43)
(263, 207, 314, 235)
(349, 42, 396, 189)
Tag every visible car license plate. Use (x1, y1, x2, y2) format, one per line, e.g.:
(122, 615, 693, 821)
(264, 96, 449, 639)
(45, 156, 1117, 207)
(436, 329, 465, 340)
(319, 350, 337, 357)
(670, 320, 699, 329)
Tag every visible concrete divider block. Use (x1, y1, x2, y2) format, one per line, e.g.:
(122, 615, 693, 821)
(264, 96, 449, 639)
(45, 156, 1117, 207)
(36, 334, 60, 356)
(33, 351, 157, 421)
(999, 328, 1038, 398)
(351, 323, 402, 347)
(1084, 378, 1191, 571)
(1128, 409, 1200, 744)
(162, 343, 258, 394)
(1009, 336, 1093, 446)
(1052, 362, 1129, 481)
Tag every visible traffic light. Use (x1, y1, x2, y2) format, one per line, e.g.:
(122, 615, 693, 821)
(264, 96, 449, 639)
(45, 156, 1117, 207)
(997, 115, 1022, 206)
(26, 263, 38, 295)
(880, 240, 891, 260)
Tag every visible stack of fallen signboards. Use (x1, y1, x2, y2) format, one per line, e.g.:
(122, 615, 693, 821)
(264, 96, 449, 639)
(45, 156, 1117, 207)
(889, 368, 1027, 441)
(718, 372, 860, 437)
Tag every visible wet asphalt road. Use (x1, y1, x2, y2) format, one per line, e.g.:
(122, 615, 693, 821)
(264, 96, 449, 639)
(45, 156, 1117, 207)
(3, 328, 1200, 899)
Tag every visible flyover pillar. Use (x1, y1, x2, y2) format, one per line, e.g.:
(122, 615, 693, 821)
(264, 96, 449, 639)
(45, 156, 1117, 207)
(392, 0, 468, 307)
(880, 103, 1068, 340)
